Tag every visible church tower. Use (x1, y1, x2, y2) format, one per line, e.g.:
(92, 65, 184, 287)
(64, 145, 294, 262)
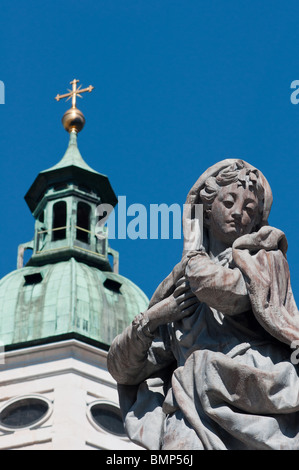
(0, 80, 148, 450)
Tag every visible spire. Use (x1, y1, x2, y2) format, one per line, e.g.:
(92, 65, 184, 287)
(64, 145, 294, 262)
(46, 78, 99, 174)
(46, 130, 96, 173)
(25, 78, 117, 214)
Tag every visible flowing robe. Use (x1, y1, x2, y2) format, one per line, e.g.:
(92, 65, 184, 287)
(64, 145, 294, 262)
(107, 227, 299, 450)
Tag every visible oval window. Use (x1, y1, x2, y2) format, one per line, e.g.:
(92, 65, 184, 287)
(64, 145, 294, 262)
(89, 402, 126, 436)
(0, 397, 49, 429)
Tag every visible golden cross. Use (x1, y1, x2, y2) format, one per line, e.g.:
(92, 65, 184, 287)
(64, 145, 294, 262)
(55, 79, 94, 108)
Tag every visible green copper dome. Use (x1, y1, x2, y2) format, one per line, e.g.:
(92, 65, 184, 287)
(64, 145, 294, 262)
(0, 258, 148, 349)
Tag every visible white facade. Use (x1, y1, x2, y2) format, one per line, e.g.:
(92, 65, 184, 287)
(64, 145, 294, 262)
(0, 339, 141, 450)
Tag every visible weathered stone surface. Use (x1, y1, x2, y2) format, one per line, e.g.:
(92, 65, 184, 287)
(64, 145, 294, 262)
(108, 159, 299, 450)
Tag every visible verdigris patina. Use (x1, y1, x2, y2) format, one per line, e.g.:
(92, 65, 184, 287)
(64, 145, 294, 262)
(107, 159, 299, 450)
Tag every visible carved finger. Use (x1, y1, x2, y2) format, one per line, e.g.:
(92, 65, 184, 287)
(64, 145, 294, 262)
(176, 291, 197, 305)
(178, 304, 199, 319)
(173, 281, 191, 298)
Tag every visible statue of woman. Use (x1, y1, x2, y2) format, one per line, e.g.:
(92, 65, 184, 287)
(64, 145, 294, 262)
(107, 159, 299, 450)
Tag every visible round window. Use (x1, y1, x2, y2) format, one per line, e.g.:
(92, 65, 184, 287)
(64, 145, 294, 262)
(0, 397, 50, 429)
(89, 402, 126, 436)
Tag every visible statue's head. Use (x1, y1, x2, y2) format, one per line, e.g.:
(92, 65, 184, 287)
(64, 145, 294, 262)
(183, 159, 273, 252)
(200, 161, 265, 245)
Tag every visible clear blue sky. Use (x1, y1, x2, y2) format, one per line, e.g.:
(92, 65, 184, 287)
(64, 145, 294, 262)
(0, 1, 298, 303)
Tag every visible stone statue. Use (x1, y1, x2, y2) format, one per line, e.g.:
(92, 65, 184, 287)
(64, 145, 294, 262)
(107, 159, 299, 450)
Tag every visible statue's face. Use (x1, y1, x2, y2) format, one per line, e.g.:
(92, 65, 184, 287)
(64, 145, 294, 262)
(208, 182, 259, 246)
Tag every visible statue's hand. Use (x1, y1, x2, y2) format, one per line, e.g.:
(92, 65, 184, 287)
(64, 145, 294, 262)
(172, 276, 199, 321)
(145, 277, 199, 333)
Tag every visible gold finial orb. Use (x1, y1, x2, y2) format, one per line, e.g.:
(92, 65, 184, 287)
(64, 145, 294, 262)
(55, 79, 94, 134)
(62, 107, 85, 133)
